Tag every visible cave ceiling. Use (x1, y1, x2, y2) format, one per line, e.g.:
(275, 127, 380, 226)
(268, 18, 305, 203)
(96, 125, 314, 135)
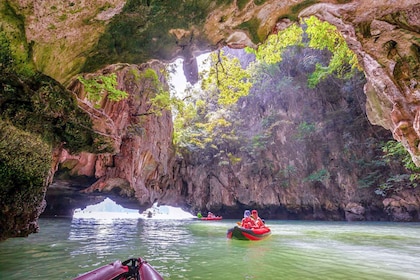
(1, 0, 419, 186)
(0, 0, 418, 183)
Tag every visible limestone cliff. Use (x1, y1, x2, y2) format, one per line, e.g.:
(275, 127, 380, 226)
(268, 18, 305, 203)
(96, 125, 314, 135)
(53, 62, 175, 211)
(171, 47, 420, 222)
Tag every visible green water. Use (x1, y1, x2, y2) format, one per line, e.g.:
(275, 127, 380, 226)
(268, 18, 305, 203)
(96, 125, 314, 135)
(0, 218, 419, 279)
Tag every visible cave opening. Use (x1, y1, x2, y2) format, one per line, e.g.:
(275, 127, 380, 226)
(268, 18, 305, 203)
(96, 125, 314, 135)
(43, 16, 366, 220)
(73, 197, 195, 220)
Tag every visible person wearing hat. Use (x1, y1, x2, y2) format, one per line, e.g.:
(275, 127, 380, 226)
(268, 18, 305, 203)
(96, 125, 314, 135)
(251, 209, 265, 229)
(240, 210, 255, 229)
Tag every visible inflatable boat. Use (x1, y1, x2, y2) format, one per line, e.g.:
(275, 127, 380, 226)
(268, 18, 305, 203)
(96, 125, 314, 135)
(200, 216, 223, 221)
(226, 226, 271, 241)
(73, 257, 163, 280)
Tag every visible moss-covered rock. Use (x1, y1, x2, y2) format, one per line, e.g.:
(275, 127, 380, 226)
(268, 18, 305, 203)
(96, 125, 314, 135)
(0, 120, 51, 241)
(83, 0, 215, 73)
(0, 60, 115, 154)
(0, 31, 114, 239)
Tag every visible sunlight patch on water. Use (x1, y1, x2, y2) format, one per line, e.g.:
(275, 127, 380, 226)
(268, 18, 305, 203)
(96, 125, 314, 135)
(72, 198, 195, 220)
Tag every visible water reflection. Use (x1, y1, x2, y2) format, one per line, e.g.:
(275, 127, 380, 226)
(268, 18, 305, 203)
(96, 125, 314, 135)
(69, 218, 139, 258)
(139, 219, 195, 269)
(1, 219, 420, 279)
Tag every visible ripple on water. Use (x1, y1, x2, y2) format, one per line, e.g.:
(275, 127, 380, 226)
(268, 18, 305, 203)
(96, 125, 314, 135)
(1, 219, 420, 279)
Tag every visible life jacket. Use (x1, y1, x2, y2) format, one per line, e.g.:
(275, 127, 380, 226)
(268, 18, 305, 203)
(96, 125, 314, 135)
(251, 216, 264, 228)
(241, 217, 255, 229)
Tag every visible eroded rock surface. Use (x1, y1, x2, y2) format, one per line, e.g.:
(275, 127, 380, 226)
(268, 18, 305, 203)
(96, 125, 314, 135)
(5, 0, 419, 164)
(56, 62, 175, 210)
(299, 1, 420, 169)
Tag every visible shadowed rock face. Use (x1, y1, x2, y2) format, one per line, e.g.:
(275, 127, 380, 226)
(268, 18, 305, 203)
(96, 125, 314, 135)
(170, 45, 419, 222)
(1, 0, 420, 240)
(298, 1, 420, 169)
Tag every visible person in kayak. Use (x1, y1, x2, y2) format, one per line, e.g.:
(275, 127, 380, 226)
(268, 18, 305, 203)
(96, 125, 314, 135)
(240, 210, 254, 229)
(251, 210, 265, 229)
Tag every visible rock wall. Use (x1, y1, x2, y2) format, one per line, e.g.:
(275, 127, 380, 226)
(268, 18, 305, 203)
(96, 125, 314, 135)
(170, 47, 420, 222)
(53, 62, 175, 211)
(298, 0, 420, 171)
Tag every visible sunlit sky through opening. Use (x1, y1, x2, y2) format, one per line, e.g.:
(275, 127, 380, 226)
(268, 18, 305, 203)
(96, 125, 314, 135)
(169, 53, 210, 98)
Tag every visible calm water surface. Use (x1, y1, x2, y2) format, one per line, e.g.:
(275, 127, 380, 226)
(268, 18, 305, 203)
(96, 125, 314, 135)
(0, 218, 419, 279)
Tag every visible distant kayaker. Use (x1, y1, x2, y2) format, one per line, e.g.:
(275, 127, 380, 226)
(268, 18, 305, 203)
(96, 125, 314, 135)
(241, 210, 254, 229)
(251, 210, 265, 228)
(197, 211, 202, 219)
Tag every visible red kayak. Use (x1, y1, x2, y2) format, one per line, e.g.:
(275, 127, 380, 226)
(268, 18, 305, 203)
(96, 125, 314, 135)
(227, 226, 271, 241)
(200, 216, 223, 221)
(73, 258, 163, 280)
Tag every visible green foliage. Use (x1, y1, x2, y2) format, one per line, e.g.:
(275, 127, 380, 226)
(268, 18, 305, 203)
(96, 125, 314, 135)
(304, 168, 329, 182)
(149, 90, 171, 115)
(173, 66, 242, 160)
(295, 121, 316, 140)
(0, 3, 37, 77)
(202, 50, 252, 106)
(358, 140, 420, 196)
(375, 174, 410, 197)
(141, 68, 159, 81)
(141, 68, 173, 116)
(276, 165, 297, 187)
(303, 16, 360, 88)
(261, 114, 277, 129)
(0, 120, 51, 239)
(252, 23, 303, 64)
(0, 31, 13, 72)
(252, 134, 269, 150)
(357, 169, 382, 189)
(0, 28, 34, 77)
(78, 73, 128, 107)
(172, 91, 223, 152)
(382, 140, 420, 181)
(228, 152, 241, 164)
(251, 16, 359, 88)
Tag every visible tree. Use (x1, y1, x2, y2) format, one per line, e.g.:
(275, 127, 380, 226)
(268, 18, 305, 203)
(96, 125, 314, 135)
(202, 50, 252, 106)
(250, 23, 303, 64)
(249, 16, 360, 88)
(303, 16, 360, 88)
(78, 73, 128, 108)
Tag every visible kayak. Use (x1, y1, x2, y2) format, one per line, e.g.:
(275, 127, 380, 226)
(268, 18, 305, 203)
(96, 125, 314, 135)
(226, 226, 271, 241)
(73, 257, 163, 280)
(200, 216, 222, 221)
